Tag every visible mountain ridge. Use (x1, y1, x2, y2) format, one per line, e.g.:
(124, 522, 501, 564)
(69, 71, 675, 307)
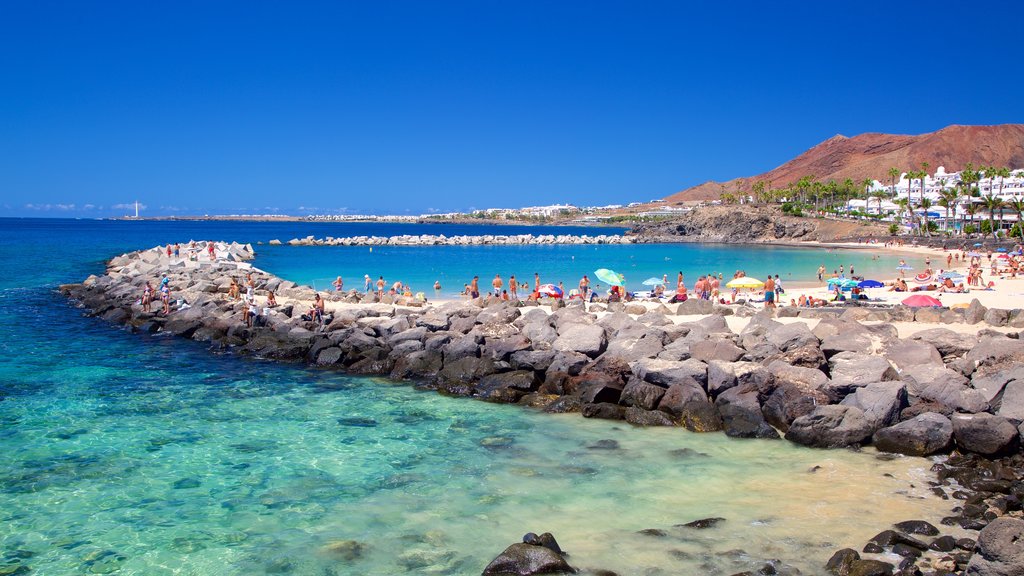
(665, 124, 1024, 203)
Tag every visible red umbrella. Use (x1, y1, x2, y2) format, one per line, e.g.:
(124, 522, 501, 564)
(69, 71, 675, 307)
(902, 294, 942, 307)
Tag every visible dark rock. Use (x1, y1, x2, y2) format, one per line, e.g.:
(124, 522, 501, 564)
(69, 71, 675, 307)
(761, 382, 828, 432)
(883, 340, 943, 371)
(951, 413, 1021, 457)
(631, 357, 708, 388)
(581, 403, 625, 420)
(996, 378, 1024, 421)
(872, 412, 953, 456)
(715, 387, 780, 439)
(620, 377, 667, 410)
(893, 520, 939, 536)
(826, 353, 899, 401)
(481, 542, 575, 575)
(477, 371, 538, 403)
(929, 535, 957, 552)
(656, 377, 708, 416)
(839, 381, 907, 432)
(678, 517, 725, 529)
(624, 407, 677, 427)
(826, 548, 860, 575)
(964, 517, 1024, 576)
(678, 400, 724, 433)
(785, 405, 873, 448)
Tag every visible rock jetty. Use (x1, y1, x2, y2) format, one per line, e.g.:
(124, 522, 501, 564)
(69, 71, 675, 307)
(60, 241, 1024, 576)
(268, 233, 630, 247)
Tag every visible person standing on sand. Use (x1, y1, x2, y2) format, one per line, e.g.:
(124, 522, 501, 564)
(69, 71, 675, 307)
(817, 264, 825, 282)
(764, 275, 776, 309)
(470, 276, 480, 299)
(509, 275, 518, 300)
(492, 274, 503, 297)
(579, 274, 589, 299)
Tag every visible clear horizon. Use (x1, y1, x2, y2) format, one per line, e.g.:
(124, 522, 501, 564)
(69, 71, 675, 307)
(2, 1, 1023, 218)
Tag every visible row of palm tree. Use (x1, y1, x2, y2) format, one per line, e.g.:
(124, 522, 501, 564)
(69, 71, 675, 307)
(722, 163, 1024, 240)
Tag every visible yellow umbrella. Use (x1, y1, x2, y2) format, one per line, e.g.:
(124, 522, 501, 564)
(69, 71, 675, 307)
(726, 277, 764, 289)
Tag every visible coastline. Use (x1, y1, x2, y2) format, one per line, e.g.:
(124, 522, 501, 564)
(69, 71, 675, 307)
(57, 239, 1024, 574)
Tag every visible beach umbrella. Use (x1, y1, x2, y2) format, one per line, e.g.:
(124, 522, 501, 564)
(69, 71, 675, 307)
(726, 277, 764, 289)
(996, 253, 1011, 259)
(537, 284, 563, 298)
(996, 247, 1008, 252)
(967, 252, 982, 257)
(973, 243, 983, 247)
(902, 294, 943, 307)
(896, 264, 913, 271)
(938, 271, 964, 280)
(641, 277, 665, 286)
(913, 273, 933, 284)
(827, 278, 858, 289)
(858, 279, 884, 288)
(594, 268, 625, 287)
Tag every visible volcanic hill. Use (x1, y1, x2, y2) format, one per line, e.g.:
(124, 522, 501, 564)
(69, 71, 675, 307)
(665, 124, 1024, 203)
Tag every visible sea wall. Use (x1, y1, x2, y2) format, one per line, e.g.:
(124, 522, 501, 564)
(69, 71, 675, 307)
(269, 233, 631, 246)
(60, 241, 1024, 575)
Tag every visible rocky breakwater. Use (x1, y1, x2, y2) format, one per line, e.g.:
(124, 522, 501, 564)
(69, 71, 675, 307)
(268, 233, 630, 246)
(60, 243, 1024, 576)
(631, 204, 888, 243)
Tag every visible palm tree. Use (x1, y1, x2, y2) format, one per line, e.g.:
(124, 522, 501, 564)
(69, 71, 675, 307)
(960, 163, 980, 198)
(920, 162, 930, 209)
(937, 183, 957, 234)
(887, 167, 900, 201)
(1007, 197, 1024, 241)
(964, 201, 979, 236)
(920, 197, 934, 236)
(895, 197, 910, 230)
(982, 195, 1004, 239)
(995, 166, 1011, 197)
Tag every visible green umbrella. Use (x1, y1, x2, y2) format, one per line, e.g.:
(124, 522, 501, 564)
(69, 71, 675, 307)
(595, 268, 625, 287)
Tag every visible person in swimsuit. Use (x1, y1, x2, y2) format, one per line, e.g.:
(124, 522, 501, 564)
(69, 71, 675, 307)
(142, 281, 153, 312)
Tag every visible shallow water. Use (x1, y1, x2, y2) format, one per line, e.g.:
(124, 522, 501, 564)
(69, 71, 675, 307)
(0, 219, 954, 575)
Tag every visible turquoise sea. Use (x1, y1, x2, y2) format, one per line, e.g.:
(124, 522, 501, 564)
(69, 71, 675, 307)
(0, 219, 949, 575)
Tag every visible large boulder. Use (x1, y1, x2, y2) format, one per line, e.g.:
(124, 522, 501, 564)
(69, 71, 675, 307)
(476, 371, 538, 403)
(882, 340, 943, 371)
(714, 387, 780, 439)
(482, 540, 575, 576)
(765, 322, 819, 352)
(872, 412, 953, 456)
(677, 400, 724, 433)
(619, 377, 667, 411)
(826, 352, 898, 401)
(911, 328, 979, 358)
(689, 339, 746, 363)
(631, 358, 708, 388)
(552, 324, 607, 358)
(900, 364, 986, 413)
(761, 382, 828, 432)
(951, 413, 1021, 457)
(820, 332, 874, 358)
(656, 377, 708, 416)
(602, 334, 665, 362)
(972, 365, 1024, 405)
(996, 378, 1024, 421)
(785, 405, 873, 448)
(839, 381, 907, 432)
(965, 517, 1024, 576)
(624, 407, 678, 427)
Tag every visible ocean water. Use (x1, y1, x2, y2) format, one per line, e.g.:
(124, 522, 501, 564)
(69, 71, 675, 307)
(0, 219, 954, 575)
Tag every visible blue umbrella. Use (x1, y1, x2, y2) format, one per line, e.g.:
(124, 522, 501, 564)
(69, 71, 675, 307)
(641, 277, 665, 286)
(973, 243, 983, 247)
(938, 271, 964, 280)
(967, 252, 982, 257)
(858, 279, 884, 288)
(896, 264, 913, 270)
(996, 247, 1008, 252)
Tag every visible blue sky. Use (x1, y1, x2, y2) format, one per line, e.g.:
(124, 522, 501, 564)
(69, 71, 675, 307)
(2, 1, 1022, 217)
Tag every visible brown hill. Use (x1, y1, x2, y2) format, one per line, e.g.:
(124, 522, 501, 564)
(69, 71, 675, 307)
(665, 124, 1024, 203)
